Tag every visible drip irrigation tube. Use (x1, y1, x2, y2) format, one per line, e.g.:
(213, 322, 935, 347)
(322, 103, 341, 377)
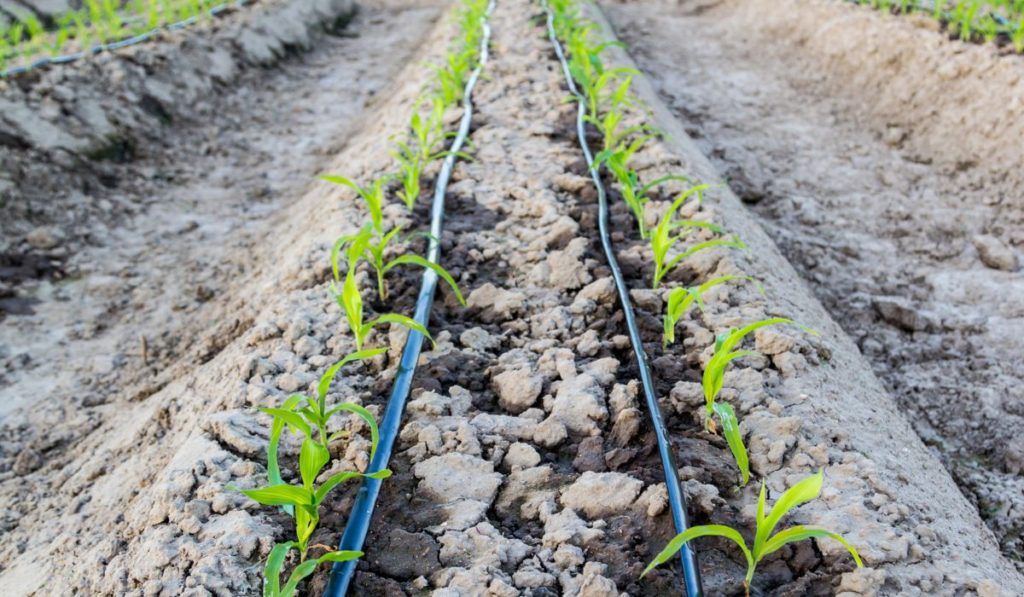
(0, 0, 245, 78)
(541, 2, 704, 596)
(321, 1, 496, 595)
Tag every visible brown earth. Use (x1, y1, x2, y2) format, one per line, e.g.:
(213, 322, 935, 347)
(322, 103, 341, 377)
(1, 0, 1023, 595)
(602, 0, 1024, 573)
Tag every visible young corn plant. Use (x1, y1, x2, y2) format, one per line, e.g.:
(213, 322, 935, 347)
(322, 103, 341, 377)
(261, 543, 361, 597)
(702, 318, 815, 484)
(330, 235, 433, 351)
(264, 348, 388, 495)
(322, 175, 391, 236)
(642, 469, 862, 595)
(649, 184, 746, 288)
(595, 142, 690, 239)
(233, 349, 392, 596)
(332, 223, 466, 304)
(393, 98, 447, 210)
(234, 420, 390, 595)
(662, 275, 761, 348)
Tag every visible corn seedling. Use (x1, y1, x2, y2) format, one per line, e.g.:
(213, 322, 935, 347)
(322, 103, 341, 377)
(322, 175, 391, 236)
(331, 236, 433, 351)
(265, 348, 388, 495)
(262, 543, 361, 597)
(392, 97, 467, 210)
(332, 223, 466, 304)
(642, 470, 862, 595)
(595, 143, 690, 239)
(649, 184, 747, 288)
(232, 347, 392, 595)
(233, 432, 390, 591)
(702, 318, 815, 483)
(662, 275, 761, 348)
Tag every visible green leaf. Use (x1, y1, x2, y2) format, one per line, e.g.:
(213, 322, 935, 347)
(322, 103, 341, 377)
(753, 470, 824, 557)
(365, 313, 434, 348)
(383, 254, 466, 305)
(324, 402, 380, 459)
(316, 348, 388, 400)
(759, 525, 863, 567)
(299, 438, 330, 490)
(313, 468, 392, 505)
(703, 350, 759, 414)
(320, 174, 360, 192)
(263, 541, 296, 597)
(713, 402, 749, 486)
(280, 558, 319, 597)
(238, 484, 313, 508)
(259, 408, 312, 438)
(642, 524, 753, 578)
(316, 550, 365, 564)
(267, 394, 306, 488)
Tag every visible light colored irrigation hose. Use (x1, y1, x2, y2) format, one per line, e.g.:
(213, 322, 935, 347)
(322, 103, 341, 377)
(321, 1, 496, 595)
(541, 2, 704, 595)
(0, 0, 246, 78)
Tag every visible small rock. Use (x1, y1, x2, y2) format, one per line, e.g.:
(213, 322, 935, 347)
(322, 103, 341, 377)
(493, 367, 544, 414)
(25, 226, 63, 250)
(276, 373, 304, 393)
(572, 436, 606, 472)
(533, 417, 568, 448)
(561, 471, 642, 518)
(467, 283, 527, 321)
(460, 327, 501, 352)
(882, 126, 905, 147)
(872, 296, 935, 332)
(504, 442, 541, 470)
(13, 448, 43, 475)
(973, 235, 1018, 271)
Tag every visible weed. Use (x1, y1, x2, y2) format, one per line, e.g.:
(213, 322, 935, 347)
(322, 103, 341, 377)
(642, 470, 862, 594)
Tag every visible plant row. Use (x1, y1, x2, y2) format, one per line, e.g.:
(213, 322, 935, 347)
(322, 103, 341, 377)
(853, 0, 1024, 51)
(229, 2, 489, 595)
(545, 0, 864, 592)
(0, 0, 238, 74)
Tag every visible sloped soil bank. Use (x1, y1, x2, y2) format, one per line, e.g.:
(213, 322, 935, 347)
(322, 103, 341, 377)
(601, 0, 1024, 574)
(0, 1, 443, 594)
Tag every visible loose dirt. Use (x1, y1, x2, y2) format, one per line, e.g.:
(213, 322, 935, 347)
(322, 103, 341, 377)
(602, 0, 1024, 572)
(3, 0, 1024, 594)
(0, 2, 442, 593)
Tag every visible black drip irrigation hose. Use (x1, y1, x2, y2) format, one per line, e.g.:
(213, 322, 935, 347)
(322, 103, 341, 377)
(0, 0, 246, 78)
(540, 2, 704, 596)
(321, 1, 496, 595)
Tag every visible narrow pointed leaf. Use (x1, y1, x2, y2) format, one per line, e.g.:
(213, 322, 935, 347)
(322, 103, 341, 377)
(714, 401, 749, 486)
(642, 525, 753, 577)
(383, 254, 466, 305)
(760, 525, 863, 567)
(754, 470, 824, 557)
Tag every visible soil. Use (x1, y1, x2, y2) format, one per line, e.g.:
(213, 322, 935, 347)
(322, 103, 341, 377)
(601, 0, 1024, 573)
(2, 0, 1024, 595)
